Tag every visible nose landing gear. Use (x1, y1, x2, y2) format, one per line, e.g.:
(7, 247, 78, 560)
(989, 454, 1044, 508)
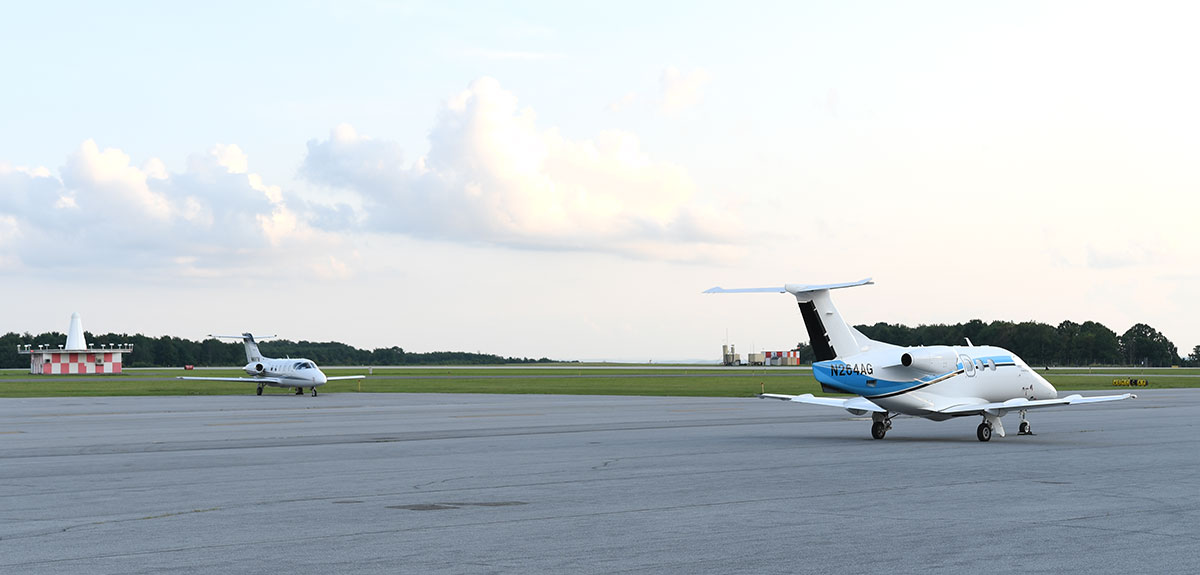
(1017, 410, 1033, 435)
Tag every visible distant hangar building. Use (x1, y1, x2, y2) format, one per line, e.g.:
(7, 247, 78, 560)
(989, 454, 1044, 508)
(17, 312, 133, 374)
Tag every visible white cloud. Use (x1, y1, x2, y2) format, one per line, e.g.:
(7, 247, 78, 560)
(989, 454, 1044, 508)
(0, 141, 341, 279)
(144, 157, 169, 180)
(473, 49, 568, 61)
(54, 194, 77, 209)
(62, 139, 173, 221)
(659, 67, 711, 116)
(210, 143, 249, 174)
(607, 91, 637, 113)
(301, 77, 740, 261)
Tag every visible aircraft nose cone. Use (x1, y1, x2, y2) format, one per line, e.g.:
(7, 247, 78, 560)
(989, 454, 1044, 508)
(315, 372, 327, 385)
(1038, 373, 1057, 399)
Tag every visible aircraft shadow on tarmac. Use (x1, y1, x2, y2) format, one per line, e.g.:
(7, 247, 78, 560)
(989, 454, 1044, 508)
(739, 424, 1088, 445)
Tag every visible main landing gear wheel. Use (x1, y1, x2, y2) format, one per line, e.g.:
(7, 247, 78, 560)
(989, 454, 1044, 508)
(871, 421, 888, 440)
(256, 386, 263, 396)
(977, 422, 993, 442)
(311, 387, 318, 397)
(295, 387, 304, 395)
(1018, 421, 1032, 435)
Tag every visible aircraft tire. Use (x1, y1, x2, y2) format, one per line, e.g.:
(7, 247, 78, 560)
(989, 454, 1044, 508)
(256, 386, 263, 396)
(295, 388, 303, 395)
(871, 421, 887, 440)
(311, 388, 318, 397)
(977, 422, 992, 442)
(1019, 421, 1031, 435)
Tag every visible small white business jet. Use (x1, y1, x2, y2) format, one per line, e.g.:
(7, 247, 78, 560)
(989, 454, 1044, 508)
(178, 333, 364, 396)
(705, 279, 1135, 441)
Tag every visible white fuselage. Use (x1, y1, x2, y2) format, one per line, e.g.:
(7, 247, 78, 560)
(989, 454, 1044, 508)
(245, 358, 329, 389)
(813, 343, 1058, 420)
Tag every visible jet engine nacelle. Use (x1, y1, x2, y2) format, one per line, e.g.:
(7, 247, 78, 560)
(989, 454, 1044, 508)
(245, 363, 266, 376)
(900, 346, 956, 373)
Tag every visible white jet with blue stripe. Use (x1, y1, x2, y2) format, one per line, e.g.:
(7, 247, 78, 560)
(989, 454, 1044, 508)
(704, 279, 1135, 441)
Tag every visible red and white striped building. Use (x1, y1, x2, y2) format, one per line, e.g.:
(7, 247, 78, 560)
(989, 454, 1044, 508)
(17, 313, 132, 375)
(763, 350, 805, 359)
(763, 350, 805, 366)
(27, 351, 127, 374)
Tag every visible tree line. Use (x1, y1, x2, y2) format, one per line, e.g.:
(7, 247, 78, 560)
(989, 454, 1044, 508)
(0, 332, 557, 369)
(856, 319, 1190, 367)
(784, 319, 1196, 367)
(4, 319, 1197, 369)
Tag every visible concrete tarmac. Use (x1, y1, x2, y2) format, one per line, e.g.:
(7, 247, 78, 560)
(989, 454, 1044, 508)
(2, 390, 1198, 574)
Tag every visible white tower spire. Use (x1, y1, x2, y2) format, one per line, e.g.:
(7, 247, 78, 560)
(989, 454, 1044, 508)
(66, 312, 88, 351)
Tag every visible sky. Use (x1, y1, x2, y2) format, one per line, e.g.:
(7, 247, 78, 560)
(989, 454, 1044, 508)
(2, 1, 1198, 362)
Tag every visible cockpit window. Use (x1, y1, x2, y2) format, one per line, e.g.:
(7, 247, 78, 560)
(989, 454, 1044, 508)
(293, 362, 304, 370)
(295, 361, 315, 369)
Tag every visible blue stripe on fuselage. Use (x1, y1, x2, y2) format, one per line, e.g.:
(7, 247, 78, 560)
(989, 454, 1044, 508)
(814, 355, 1018, 397)
(813, 360, 960, 397)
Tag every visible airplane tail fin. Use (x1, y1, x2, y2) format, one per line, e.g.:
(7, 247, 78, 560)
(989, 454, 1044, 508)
(704, 278, 874, 361)
(210, 333, 273, 363)
(241, 333, 264, 363)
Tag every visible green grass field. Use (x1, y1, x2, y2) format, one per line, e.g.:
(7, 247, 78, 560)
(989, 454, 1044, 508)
(1, 365, 1197, 398)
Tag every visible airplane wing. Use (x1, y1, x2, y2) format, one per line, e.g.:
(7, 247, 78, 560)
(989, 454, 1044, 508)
(177, 376, 285, 384)
(760, 393, 886, 415)
(326, 375, 366, 381)
(936, 393, 1136, 416)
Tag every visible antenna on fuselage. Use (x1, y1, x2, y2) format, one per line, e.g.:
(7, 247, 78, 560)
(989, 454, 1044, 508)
(965, 338, 974, 347)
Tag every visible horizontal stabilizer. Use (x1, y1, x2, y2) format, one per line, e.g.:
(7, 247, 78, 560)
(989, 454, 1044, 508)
(782, 278, 874, 296)
(704, 278, 873, 296)
(704, 286, 786, 294)
(706, 278, 873, 361)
